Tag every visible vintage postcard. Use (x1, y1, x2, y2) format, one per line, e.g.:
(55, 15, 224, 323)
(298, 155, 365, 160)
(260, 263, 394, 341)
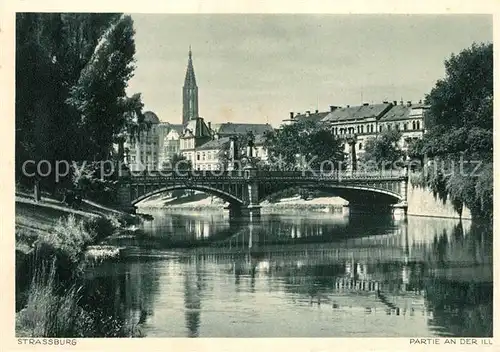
(0, 1, 497, 351)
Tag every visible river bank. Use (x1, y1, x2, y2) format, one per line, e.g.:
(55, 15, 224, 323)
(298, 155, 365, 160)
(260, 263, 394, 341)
(15, 191, 146, 337)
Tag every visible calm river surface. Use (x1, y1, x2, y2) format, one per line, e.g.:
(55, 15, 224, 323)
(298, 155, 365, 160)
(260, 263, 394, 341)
(84, 209, 493, 337)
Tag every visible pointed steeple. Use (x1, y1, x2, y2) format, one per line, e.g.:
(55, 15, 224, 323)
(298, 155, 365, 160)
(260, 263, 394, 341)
(182, 46, 199, 124)
(184, 46, 197, 88)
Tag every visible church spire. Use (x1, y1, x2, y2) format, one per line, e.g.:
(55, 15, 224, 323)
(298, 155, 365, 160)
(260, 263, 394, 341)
(182, 46, 198, 124)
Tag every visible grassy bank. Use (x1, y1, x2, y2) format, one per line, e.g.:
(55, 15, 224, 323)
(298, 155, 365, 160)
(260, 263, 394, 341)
(15, 193, 143, 337)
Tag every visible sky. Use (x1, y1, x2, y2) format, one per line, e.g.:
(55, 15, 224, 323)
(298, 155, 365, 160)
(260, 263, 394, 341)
(126, 14, 492, 127)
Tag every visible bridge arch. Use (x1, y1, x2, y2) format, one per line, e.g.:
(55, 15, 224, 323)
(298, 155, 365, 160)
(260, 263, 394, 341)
(131, 184, 245, 206)
(259, 183, 403, 205)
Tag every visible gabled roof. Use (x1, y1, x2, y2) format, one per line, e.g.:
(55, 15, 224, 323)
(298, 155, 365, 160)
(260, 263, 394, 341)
(182, 117, 211, 138)
(196, 136, 231, 150)
(211, 122, 273, 136)
(321, 103, 392, 123)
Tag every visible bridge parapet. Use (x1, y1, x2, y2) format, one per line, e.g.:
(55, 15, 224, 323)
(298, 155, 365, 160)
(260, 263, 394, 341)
(124, 169, 407, 182)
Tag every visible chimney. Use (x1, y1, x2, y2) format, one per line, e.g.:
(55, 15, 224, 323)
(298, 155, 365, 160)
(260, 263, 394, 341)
(315, 109, 319, 114)
(383, 101, 388, 104)
(346, 105, 350, 108)
(306, 110, 311, 117)
(393, 100, 397, 106)
(330, 105, 337, 112)
(419, 99, 422, 104)
(363, 103, 369, 106)
(400, 99, 404, 106)
(407, 101, 412, 107)
(290, 111, 294, 119)
(208, 121, 211, 130)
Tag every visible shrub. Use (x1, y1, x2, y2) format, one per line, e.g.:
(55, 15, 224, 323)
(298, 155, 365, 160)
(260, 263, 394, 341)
(16, 260, 91, 337)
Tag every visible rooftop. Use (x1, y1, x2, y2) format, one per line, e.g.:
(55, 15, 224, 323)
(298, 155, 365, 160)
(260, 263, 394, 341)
(196, 136, 231, 150)
(321, 103, 392, 123)
(290, 111, 329, 123)
(183, 117, 211, 138)
(211, 122, 273, 136)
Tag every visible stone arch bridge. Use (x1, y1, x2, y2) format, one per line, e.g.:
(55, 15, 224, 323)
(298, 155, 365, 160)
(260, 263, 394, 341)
(116, 167, 409, 220)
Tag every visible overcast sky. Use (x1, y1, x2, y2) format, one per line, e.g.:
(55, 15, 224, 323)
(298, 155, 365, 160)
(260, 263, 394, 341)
(126, 14, 492, 126)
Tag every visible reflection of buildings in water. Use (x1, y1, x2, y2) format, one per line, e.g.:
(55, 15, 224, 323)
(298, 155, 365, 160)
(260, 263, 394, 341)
(183, 267, 202, 338)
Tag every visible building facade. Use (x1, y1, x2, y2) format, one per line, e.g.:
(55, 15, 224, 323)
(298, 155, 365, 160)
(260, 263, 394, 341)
(285, 100, 428, 168)
(124, 48, 274, 172)
(124, 111, 161, 171)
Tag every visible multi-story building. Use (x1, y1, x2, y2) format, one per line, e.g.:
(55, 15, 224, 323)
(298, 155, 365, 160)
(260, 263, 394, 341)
(285, 100, 428, 167)
(176, 49, 272, 170)
(192, 133, 270, 171)
(158, 124, 182, 169)
(124, 111, 161, 171)
(124, 48, 274, 172)
(322, 103, 394, 157)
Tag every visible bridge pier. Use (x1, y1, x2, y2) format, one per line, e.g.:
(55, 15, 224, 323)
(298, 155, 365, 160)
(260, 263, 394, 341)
(225, 204, 261, 220)
(342, 204, 350, 217)
(391, 202, 408, 222)
(343, 203, 393, 216)
(116, 184, 137, 214)
(342, 202, 407, 221)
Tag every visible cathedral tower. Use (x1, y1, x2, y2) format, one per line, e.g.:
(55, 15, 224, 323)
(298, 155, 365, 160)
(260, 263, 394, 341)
(182, 46, 199, 124)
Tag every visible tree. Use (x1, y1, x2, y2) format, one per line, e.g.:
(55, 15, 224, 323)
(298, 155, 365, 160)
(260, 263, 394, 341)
(15, 13, 136, 198)
(410, 42, 493, 220)
(67, 15, 138, 161)
(361, 129, 405, 170)
(169, 153, 192, 172)
(265, 120, 345, 170)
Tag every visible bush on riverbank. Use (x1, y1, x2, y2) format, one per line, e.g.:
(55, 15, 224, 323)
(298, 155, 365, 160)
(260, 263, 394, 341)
(16, 212, 146, 337)
(34, 215, 120, 278)
(16, 259, 144, 337)
(16, 260, 91, 337)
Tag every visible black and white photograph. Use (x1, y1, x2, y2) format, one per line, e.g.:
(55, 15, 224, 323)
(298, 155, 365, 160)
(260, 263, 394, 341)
(9, 10, 494, 343)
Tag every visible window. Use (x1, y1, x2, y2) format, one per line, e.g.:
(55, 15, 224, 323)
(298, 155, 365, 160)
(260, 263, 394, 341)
(387, 124, 391, 131)
(379, 125, 382, 132)
(197, 153, 200, 161)
(412, 121, 416, 130)
(202, 152, 206, 161)
(359, 143, 363, 150)
(416, 121, 421, 130)
(403, 123, 407, 131)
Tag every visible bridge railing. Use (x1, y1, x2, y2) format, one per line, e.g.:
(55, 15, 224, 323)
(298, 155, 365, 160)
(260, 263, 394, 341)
(126, 168, 407, 181)
(256, 169, 407, 180)
(128, 169, 248, 179)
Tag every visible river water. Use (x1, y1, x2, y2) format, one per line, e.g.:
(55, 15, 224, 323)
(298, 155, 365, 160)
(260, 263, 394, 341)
(83, 209, 493, 337)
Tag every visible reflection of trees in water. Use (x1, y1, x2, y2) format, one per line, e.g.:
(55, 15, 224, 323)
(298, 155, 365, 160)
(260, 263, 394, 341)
(424, 278, 493, 337)
(419, 222, 493, 337)
(81, 262, 161, 337)
(183, 258, 203, 337)
(421, 221, 492, 267)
